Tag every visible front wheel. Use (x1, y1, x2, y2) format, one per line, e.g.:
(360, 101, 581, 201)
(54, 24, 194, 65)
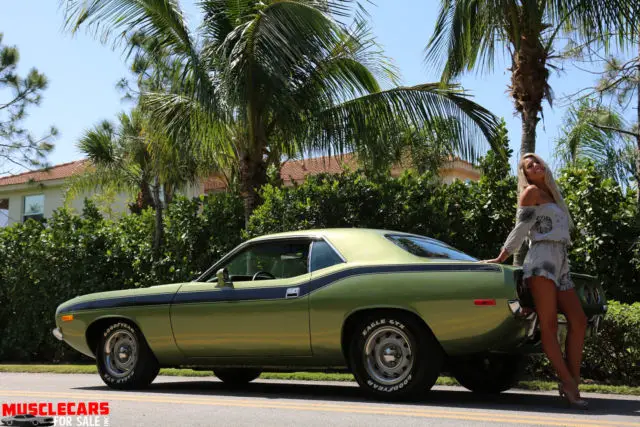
(349, 313, 443, 401)
(450, 353, 525, 394)
(96, 321, 160, 390)
(213, 368, 262, 386)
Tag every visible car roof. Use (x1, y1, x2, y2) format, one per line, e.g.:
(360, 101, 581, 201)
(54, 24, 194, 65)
(246, 228, 465, 263)
(248, 228, 415, 240)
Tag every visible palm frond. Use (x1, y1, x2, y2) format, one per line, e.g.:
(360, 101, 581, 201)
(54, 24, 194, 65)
(140, 91, 238, 174)
(64, 165, 140, 205)
(546, 0, 637, 51)
(425, 0, 636, 82)
(302, 83, 501, 164)
(77, 120, 117, 165)
(220, 1, 345, 104)
(62, 0, 218, 111)
(555, 98, 635, 186)
(425, 0, 510, 82)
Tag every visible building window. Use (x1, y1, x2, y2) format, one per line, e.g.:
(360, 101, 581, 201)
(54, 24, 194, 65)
(0, 198, 8, 227)
(23, 194, 45, 223)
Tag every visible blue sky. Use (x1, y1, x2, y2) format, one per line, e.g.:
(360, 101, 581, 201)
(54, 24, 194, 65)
(0, 1, 632, 175)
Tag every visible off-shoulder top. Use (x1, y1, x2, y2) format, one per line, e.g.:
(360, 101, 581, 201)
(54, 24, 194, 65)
(501, 203, 571, 255)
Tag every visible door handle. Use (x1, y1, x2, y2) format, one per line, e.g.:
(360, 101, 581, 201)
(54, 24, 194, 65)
(286, 287, 300, 298)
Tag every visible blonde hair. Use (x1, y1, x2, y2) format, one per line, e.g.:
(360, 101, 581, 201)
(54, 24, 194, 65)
(517, 153, 574, 229)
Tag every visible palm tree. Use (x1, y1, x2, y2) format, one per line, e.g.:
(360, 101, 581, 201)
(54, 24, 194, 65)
(63, 0, 504, 226)
(67, 109, 204, 256)
(555, 98, 636, 188)
(426, 0, 636, 159)
(426, 0, 636, 265)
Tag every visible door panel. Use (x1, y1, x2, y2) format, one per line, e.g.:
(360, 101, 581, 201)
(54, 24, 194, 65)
(171, 277, 311, 357)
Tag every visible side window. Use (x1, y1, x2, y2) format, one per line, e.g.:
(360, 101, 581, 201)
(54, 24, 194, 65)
(386, 235, 477, 261)
(224, 240, 311, 280)
(309, 240, 344, 272)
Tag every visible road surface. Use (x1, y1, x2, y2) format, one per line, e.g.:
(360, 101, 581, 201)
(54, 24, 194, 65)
(0, 373, 638, 426)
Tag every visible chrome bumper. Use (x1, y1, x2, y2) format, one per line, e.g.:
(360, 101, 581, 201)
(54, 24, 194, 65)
(52, 328, 63, 341)
(507, 299, 605, 339)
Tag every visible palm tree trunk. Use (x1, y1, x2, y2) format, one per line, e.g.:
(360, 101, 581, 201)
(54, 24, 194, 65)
(152, 178, 164, 259)
(240, 82, 269, 229)
(510, 31, 549, 266)
(511, 35, 547, 158)
(239, 150, 268, 228)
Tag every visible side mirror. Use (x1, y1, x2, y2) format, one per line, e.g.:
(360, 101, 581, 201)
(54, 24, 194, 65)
(216, 268, 233, 288)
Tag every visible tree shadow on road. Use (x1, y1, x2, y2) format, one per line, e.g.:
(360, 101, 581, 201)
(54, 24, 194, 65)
(76, 379, 640, 420)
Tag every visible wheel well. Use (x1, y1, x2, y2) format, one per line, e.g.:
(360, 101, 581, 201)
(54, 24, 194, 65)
(340, 308, 443, 369)
(85, 317, 140, 358)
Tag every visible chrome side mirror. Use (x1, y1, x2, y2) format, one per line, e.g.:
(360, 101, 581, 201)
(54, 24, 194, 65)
(216, 268, 233, 288)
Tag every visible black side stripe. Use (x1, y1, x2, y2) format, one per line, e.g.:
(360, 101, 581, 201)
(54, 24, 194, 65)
(63, 263, 501, 312)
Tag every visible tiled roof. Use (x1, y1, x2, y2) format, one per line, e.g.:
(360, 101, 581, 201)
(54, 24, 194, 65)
(0, 160, 88, 187)
(204, 153, 477, 192)
(1, 153, 478, 192)
(203, 153, 361, 192)
(280, 153, 359, 182)
(203, 175, 229, 192)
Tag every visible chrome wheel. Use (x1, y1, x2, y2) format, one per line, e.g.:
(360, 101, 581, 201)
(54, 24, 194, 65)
(103, 329, 138, 378)
(363, 326, 413, 386)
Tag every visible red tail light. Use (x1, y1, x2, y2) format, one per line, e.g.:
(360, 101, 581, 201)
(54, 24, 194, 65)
(474, 299, 496, 306)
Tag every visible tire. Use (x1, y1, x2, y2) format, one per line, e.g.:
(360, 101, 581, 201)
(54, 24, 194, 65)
(96, 321, 160, 390)
(450, 353, 524, 394)
(348, 312, 443, 401)
(213, 368, 262, 386)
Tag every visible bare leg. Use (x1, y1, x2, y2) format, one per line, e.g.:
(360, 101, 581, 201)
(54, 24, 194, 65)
(557, 288, 588, 386)
(528, 277, 574, 386)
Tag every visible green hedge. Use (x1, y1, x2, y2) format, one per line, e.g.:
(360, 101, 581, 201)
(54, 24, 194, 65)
(0, 192, 243, 363)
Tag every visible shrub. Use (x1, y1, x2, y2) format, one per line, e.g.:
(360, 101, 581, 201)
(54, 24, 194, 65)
(0, 193, 243, 363)
(526, 301, 640, 385)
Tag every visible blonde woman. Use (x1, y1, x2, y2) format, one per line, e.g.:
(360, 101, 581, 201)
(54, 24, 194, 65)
(482, 153, 588, 409)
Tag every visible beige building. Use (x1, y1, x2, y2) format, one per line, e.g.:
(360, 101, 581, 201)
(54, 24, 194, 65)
(0, 154, 481, 226)
(0, 160, 130, 227)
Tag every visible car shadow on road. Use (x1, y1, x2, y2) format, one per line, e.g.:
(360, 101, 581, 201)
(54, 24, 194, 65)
(76, 380, 640, 420)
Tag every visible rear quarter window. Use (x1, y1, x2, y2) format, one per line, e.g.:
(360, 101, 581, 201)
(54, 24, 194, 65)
(310, 240, 344, 272)
(386, 235, 477, 261)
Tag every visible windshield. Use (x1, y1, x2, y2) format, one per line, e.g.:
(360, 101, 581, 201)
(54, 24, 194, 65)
(386, 234, 477, 261)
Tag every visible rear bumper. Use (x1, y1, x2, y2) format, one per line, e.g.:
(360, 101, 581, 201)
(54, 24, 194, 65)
(508, 299, 607, 342)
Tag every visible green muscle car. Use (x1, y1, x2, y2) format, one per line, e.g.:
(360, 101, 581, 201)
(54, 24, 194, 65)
(52, 228, 607, 400)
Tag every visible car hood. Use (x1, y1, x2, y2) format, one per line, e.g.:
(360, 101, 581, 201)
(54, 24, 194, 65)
(55, 282, 187, 315)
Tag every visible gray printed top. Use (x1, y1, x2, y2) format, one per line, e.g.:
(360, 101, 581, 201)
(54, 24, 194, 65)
(501, 203, 571, 255)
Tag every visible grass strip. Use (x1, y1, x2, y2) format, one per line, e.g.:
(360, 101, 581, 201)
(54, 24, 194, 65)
(0, 365, 637, 395)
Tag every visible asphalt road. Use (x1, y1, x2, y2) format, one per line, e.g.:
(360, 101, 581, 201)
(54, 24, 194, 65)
(0, 373, 639, 427)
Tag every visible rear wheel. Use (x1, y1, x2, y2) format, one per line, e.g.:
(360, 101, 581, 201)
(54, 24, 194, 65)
(213, 368, 262, 386)
(96, 321, 159, 390)
(349, 312, 443, 401)
(450, 353, 524, 394)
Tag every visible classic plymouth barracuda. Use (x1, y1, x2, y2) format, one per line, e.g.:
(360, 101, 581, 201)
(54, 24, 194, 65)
(53, 229, 607, 400)
(1, 414, 55, 426)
